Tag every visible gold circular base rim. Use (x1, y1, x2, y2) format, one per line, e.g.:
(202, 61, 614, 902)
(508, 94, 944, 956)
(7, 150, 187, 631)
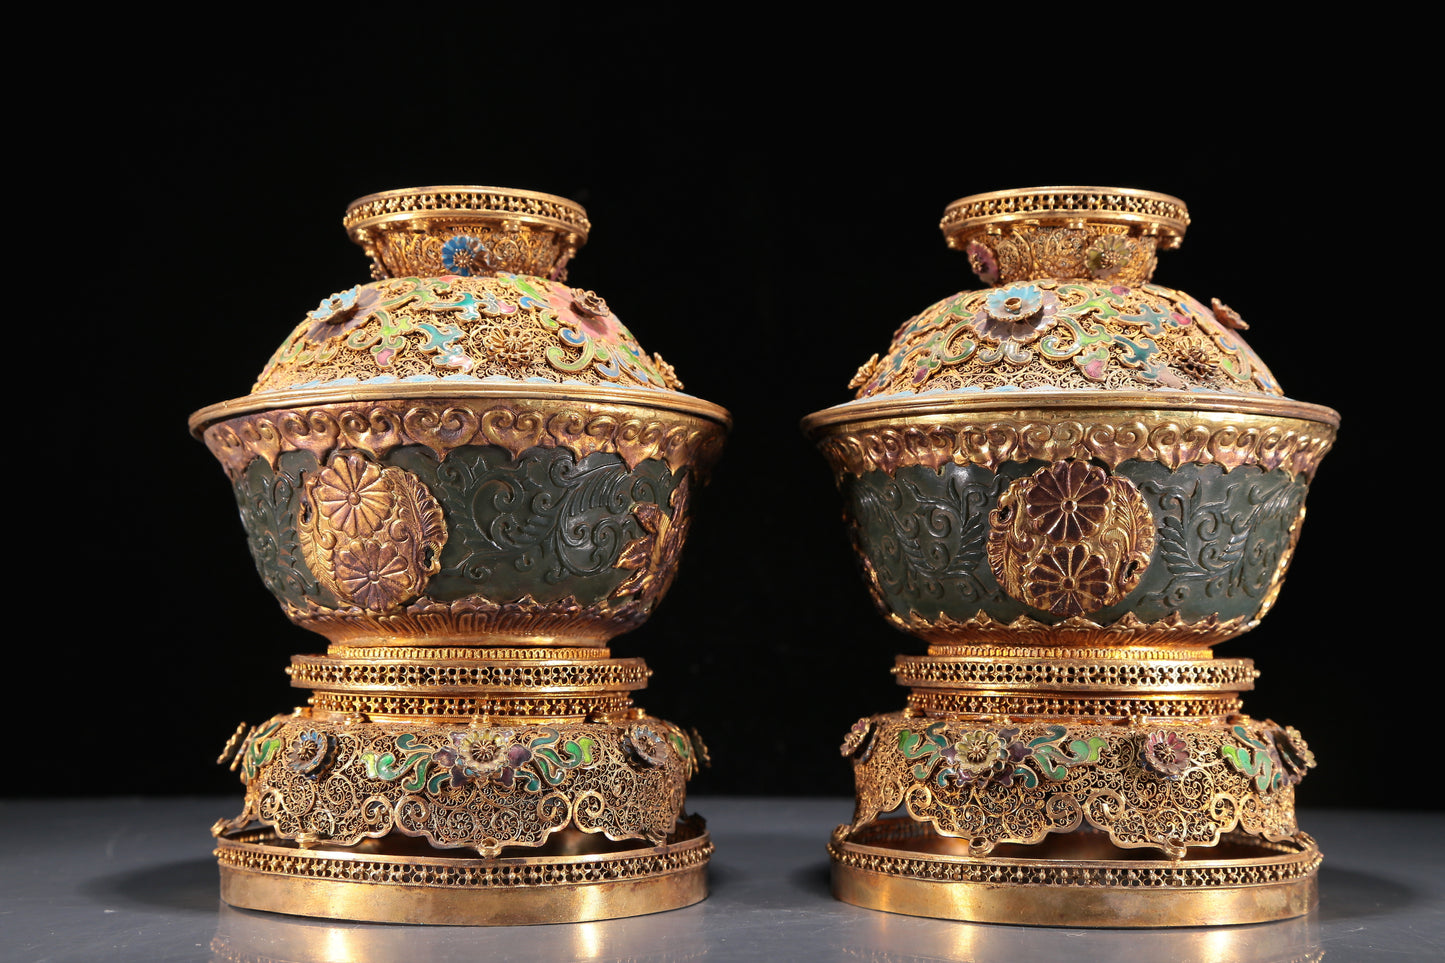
(216, 822, 711, 925)
(829, 819, 1319, 928)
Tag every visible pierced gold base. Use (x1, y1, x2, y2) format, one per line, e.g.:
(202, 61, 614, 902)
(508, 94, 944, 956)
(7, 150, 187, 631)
(830, 818, 1319, 928)
(216, 816, 711, 925)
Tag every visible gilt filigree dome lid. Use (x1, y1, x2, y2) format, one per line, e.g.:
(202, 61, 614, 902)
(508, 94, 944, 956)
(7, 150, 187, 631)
(811, 187, 1335, 427)
(191, 186, 729, 430)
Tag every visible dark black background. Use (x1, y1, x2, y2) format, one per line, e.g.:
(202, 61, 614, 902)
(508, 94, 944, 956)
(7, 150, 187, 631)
(30, 21, 1413, 809)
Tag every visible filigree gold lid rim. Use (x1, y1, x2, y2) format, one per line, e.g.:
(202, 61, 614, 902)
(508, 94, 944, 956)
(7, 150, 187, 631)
(344, 185, 591, 242)
(940, 186, 1189, 242)
(189, 380, 732, 437)
(801, 390, 1339, 435)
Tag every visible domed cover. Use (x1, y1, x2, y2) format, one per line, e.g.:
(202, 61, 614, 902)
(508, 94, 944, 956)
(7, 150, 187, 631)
(254, 273, 683, 395)
(846, 187, 1283, 402)
(243, 186, 689, 401)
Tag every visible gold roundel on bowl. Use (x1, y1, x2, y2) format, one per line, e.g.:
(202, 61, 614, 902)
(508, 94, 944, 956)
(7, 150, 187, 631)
(987, 459, 1155, 617)
(297, 452, 448, 613)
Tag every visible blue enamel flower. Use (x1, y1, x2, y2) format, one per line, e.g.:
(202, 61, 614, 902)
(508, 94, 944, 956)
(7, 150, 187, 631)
(441, 235, 493, 276)
(971, 283, 1059, 343)
(284, 730, 331, 775)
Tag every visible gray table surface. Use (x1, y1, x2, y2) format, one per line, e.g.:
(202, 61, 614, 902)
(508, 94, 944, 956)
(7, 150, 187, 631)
(1, 797, 1440, 962)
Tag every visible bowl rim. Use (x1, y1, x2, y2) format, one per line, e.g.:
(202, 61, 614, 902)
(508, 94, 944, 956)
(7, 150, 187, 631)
(800, 389, 1339, 436)
(189, 380, 733, 438)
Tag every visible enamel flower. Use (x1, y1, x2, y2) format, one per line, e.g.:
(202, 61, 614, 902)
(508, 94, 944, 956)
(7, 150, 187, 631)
(303, 285, 380, 342)
(1268, 724, 1316, 784)
(624, 724, 670, 767)
(1085, 235, 1134, 279)
(965, 240, 1000, 284)
(1140, 731, 1191, 779)
(971, 283, 1059, 343)
(441, 235, 494, 276)
(939, 730, 1010, 787)
(284, 730, 331, 775)
(840, 718, 876, 761)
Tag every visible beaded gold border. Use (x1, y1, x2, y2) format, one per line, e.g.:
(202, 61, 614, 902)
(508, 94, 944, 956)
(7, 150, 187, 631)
(832, 820, 1318, 889)
(308, 692, 634, 720)
(327, 646, 609, 660)
(894, 656, 1256, 693)
(905, 692, 1243, 719)
(218, 821, 711, 888)
(926, 644, 1211, 660)
(290, 655, 650, 695)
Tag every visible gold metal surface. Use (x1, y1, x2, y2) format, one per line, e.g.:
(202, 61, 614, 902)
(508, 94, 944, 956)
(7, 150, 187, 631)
(845, 713, 1306, 852)
(194, 393, 728, 481)
(804, 401, 1336, 481)
(830, 820, 1318, 927)
(345, 185, 591, 240)
(940, 187, 1190, 240)
(288, 653, 652, 695)
(905, 691, 1245, 719)
(893, 655, 1258, 692)
(196, 186, 723, 924)
(809, 186, 1334, 927)
(217, 818, 710, 925)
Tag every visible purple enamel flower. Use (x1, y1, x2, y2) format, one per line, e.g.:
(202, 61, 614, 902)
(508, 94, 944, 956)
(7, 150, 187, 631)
(840, 718, 876, 761)
(624, 724, 669, 767)
(1140, 731, 1190, 779)
(303, 285, 380, 342)
(965, 241, 1000, 284)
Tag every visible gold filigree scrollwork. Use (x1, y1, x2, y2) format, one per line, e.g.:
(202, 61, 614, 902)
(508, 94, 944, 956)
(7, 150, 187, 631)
(202, 399, 727, 483)
(231, 715, 695, 853)
(809, 411, 1335, 482)
(850, 714, 1302, 855)
(904, 691, 1244, 718)
(309, 691, 635, 720)
(216, 816, 711, 889)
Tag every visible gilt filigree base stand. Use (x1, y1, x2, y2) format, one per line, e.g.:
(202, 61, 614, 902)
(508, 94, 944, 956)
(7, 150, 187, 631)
(831, 648, 1320, 927)
(213, 647, 711, 925)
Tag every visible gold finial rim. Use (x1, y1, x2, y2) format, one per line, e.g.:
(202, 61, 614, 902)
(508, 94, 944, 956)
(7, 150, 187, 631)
(940, 186, 1190, 243)
(343, 185, 592, 244)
